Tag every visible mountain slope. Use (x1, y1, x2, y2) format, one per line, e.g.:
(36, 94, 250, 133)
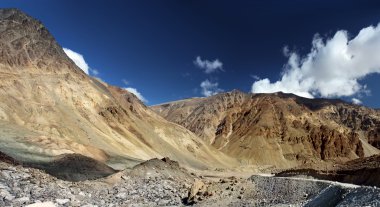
(0, 8, 237, 170)
(152, 90, 380, 168)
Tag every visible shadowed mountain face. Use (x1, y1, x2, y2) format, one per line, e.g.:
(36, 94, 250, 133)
(152, 90, 380, 168)
(0, 8, 237, 170)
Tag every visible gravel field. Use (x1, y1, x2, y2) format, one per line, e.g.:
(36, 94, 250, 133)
(1, 158, 380, 207)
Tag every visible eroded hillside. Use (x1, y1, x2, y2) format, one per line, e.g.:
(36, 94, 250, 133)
(152, 90, 380, 169)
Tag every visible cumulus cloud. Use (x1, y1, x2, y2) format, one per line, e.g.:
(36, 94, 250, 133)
(251, 23, 380, 99)
(63, 48, 89, 74)
(200, 79, 223, 97)
(352, 98, 362, 105)
(63, 48, 101, 76)
(124, 87, 147, 102)
(194, 56, 223, 73)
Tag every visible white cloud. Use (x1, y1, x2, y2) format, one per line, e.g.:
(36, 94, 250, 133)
(200, 79, 223, 97)
(122, 79, 129, 85)
(124, 87, 147, 102)
(91, 68, 99, 76)
(251, 23, 380, 100)
(352, 98, 362, 105)
(63, 48, 89, 74)
(122, 79, 147, 102)
(194, 56, 223, 74)
(250, 74, 260, 80)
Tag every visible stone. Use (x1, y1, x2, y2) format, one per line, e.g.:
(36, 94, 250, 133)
(81, 204, 98, 207)
(1, 190, 15, 201)
(115, 192, 127, 199)
(26, 201, 56, 207)
(158, 200, 170, 206)
(15, 196, 30, 203)
(189, 180, 203, 198)
(55, 198, 70, 205)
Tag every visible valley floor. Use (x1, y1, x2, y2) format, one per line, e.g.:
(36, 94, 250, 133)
(0, 158, 380, 207)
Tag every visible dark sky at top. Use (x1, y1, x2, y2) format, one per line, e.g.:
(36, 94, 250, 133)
(1, 0, 380, 107)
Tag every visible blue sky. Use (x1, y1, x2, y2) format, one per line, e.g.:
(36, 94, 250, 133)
(1, 0, 380, 108)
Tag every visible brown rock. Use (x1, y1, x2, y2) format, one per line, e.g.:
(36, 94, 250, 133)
(188, 179, 205, 200)
(152, 91, 380, 168)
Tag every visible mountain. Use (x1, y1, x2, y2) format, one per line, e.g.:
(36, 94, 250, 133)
(152, 90, 380, 168)
(1, 7, 378, 172)
(0, 8, 237, 170)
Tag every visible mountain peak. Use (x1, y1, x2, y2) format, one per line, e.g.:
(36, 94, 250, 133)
(0, 8, 28, 20)
(229, 89, 245, 94)
(0, 8, 85, 76)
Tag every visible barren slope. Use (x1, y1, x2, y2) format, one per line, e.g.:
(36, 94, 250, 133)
(0, 8, 237, 170)
(152, 90, 380, 169)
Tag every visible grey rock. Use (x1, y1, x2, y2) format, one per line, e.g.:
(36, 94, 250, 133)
(115, 192, 127, 199)
(14, 196, 30, 204)
(55, 198, 70, 205)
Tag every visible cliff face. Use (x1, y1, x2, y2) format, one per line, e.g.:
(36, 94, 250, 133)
(152, 90, 380, 168)
(0, 9, 237, 170)
(325, 105, 380, 149)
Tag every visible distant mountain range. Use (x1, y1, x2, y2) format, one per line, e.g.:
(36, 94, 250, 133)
(152, 90, 380, 169)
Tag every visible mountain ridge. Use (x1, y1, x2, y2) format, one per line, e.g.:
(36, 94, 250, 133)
(152, 90, 380, 169)
(0, 8, 237, 170)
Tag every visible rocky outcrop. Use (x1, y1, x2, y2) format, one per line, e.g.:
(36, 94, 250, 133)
(323, 104, 380, 150)
(368, 128, 380, 148)
(292, 124, 364, 160)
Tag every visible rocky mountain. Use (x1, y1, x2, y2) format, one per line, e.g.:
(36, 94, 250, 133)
(0, 8, 237, 170)
(152, 90, 380, 169)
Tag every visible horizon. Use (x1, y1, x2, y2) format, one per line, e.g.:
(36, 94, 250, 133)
(1, 1, 380, 108)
